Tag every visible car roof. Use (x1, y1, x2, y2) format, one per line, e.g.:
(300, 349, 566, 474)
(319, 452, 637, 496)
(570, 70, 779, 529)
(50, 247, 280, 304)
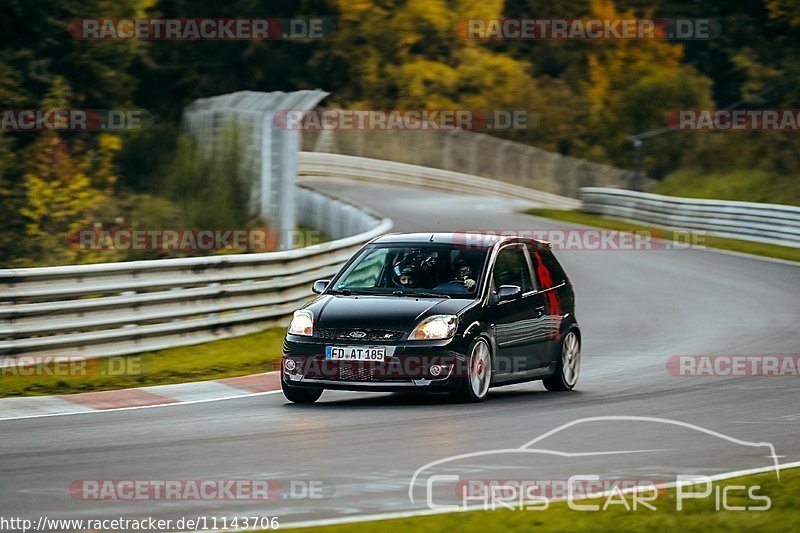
(371, 232, 549, 248)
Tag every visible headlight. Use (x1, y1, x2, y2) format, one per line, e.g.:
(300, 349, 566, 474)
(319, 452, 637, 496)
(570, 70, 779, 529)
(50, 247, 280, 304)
(409, 315, 458, 340)
(288, 310, 314, 336)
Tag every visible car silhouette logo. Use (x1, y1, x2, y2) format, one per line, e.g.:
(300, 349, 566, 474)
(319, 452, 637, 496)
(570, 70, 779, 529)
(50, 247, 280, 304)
(349, 331, 367, 338)
(407, 415, 783, 508)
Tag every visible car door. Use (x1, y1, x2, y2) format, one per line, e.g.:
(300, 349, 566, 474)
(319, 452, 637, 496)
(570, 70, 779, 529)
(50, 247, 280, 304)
(527, 246, 568, 370)
(489, 244, 548, 376)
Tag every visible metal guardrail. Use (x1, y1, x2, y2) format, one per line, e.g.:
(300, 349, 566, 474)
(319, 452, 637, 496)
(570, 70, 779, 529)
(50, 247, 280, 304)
(10, 153, 792, 364)
(298, 152, 581, 210)
(0, 186, 392, 361)
(303, 127, 638, 198)
(580, 187, 800, 248)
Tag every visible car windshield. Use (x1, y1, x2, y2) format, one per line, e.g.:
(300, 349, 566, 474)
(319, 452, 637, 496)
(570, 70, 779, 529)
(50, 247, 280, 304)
(331, 243, 489, 299)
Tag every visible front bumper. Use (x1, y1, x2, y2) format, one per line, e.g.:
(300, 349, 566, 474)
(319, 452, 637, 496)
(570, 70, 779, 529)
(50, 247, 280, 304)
(282, 335, 471, 392)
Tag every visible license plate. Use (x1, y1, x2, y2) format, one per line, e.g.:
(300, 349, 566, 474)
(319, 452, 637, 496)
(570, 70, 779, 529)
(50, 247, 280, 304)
(325, 346, 386, 362)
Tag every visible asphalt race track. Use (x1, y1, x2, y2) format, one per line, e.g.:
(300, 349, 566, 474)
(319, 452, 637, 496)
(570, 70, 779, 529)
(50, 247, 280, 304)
(2, 180, 799, 528)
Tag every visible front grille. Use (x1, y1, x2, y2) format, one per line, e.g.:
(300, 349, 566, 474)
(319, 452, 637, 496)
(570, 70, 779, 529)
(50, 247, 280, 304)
(316, 329, 404, 341)
(303, 360, 413, 382)
(338, 363, 374, 381)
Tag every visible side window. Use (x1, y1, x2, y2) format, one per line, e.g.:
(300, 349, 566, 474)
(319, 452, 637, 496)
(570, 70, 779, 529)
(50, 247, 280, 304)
(493, 246, 533, 292)
(529, 248, 567, 290)
(336, 248, 389, 288)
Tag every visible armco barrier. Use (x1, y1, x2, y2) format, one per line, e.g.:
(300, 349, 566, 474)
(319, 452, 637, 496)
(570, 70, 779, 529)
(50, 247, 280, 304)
(6, 156, 793, 364)
(297, 152, 582, 210)
(0, 186, 392, 361)
(580, 187, 800, 248)
(302, 127, 637, 198)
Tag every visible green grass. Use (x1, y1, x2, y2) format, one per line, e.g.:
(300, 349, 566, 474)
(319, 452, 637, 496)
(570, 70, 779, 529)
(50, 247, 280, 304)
(297, 468, 800, 532)
(652, 170, 800, 207)
(524, 209, 800, 263)
(0, 327, 286, 398)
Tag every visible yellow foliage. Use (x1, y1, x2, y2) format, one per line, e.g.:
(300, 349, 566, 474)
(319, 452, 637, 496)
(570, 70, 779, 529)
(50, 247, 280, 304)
(397, 60, 459, 108)
(329, 0, 534, 113)
(585, 0, 684, 99)
(20, 130, 113, 263)
(766, 0, 800, 26)
(455, 0, 505, 20)
(584, 0, 690, 134)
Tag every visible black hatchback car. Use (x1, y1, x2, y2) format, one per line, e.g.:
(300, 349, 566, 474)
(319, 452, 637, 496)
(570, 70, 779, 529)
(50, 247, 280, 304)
(281, 233, 580, 403)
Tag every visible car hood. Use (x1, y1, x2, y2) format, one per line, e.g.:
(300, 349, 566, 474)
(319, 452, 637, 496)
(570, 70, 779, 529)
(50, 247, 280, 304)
(306, 294, 475, 331)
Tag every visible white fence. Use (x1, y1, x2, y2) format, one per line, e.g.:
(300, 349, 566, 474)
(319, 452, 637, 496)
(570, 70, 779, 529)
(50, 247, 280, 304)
(580, 187, 800, 248)
(0, 186, 391, 362)
(184, 90, 329, 249)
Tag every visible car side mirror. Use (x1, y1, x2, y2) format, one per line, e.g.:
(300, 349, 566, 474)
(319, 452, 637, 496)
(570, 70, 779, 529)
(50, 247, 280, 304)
(496, 284, 522, 302)
(312, 279, 331, 294)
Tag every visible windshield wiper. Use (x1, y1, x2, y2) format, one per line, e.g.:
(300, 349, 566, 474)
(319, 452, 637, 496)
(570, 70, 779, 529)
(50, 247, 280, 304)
(328, 288, 386, 296)
(331, 288, 450, 299)
(328, 288, 371, 296)
(327, 288, 349, 295)
(391, 290, 450, 299)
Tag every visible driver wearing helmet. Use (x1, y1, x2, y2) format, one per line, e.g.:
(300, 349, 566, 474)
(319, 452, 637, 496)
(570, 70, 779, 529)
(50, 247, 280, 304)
(392, 250, 438, 288)
(393, 263, 419, 288)
(452, 258, 476, 290)
(432, 257, 477, 294)
(392, 254, 421, 288)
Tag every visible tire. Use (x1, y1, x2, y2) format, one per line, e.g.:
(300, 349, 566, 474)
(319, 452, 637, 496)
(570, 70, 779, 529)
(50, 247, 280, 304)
(282, 379, 323, 404)
(543, 330, 580, 392)
(454, 336, 492, 403)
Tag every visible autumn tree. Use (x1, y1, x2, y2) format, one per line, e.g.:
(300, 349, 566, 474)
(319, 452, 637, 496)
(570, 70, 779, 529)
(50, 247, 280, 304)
(19, 78, 121, 265)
